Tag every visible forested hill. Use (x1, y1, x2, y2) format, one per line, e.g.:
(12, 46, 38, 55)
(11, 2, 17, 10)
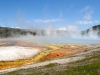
(0, 25, 100, 38)
(82, 25, 100, 37)
(0, 26, 37, 38)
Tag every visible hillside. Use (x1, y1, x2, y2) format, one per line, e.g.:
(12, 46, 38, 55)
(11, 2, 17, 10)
(82, 25, 100, 37)
(0, 26, 37, 38)
(0, 25, 100, 38)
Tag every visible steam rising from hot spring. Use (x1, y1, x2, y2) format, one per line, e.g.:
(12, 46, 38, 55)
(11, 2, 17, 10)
(0, 46, 40, 61)
(12, 25, 100, 44)
(0, 25, 100, 44)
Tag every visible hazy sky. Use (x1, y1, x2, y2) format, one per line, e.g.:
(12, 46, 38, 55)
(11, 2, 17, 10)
(0, 0, 100, 30)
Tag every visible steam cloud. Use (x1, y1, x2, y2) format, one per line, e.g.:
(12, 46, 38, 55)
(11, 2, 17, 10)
(0, 23, 100, 61)
(0, 12, 100, 44)
(0, 25, 100, 44)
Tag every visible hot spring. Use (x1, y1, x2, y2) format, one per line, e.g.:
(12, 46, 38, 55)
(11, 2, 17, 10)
(0, 46, 40, 61)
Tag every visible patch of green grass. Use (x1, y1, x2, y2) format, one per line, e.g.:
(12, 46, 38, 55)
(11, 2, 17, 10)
(3, 61, 100, 75)
(84, 49, 89, 52)
(96, 46, 100, 48)
(58, 61, 100, 75)
(84, 54, 100, 60)
(1, 70, 20, 75)
(43, 73, 50, 75)
(29, 72, 44, 75)
(44, 63, 57, 68)
(70, 53, 100, 64)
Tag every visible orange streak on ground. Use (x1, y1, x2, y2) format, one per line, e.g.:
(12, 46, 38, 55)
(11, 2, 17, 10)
(40, 50, 78, 61)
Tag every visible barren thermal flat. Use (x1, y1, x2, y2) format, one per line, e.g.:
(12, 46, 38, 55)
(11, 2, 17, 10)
(0, 41, 99, 70)
(0, 46, 40, 61)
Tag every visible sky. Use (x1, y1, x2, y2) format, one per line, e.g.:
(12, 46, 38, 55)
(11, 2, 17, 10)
(0, 0, 100, 30)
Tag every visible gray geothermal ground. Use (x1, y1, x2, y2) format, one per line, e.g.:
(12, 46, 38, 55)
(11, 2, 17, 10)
(0, 45, 100, 74)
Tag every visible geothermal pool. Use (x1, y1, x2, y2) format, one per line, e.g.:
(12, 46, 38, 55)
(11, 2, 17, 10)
(0, 46, 40, 61)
